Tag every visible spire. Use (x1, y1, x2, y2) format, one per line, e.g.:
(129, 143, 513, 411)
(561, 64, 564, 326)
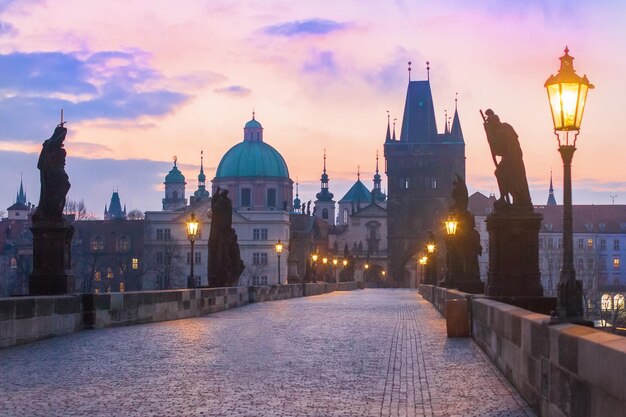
(547, 170, 557, 206)
(444, 110, 449, 134)
(357, 165, 360, 181)
(408, 61, 412, 81)
(450, 93, 464, 143)
(426, 61, 430, 81)
(293, 182, 301, 212)
(316, 150, 334, 202)
(16, 174, 26, 205)
(372, 151, 386, 202)
(392, 118, 397, 141)
(385, 111, 391, 142)
(193, 150, 210, 202)
(399, 74, 437, 143)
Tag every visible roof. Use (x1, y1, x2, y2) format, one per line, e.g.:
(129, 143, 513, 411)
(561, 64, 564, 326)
(399, 80, 438, 143)
(7, 202, 29, 211)
(535, 205, 626, 234)
(215, 140, 289, 178)
(468, 192, 497, 216)
(165, 163, 185, 183)
(244, 119, 262, 129)
(338, 180, 372, 204)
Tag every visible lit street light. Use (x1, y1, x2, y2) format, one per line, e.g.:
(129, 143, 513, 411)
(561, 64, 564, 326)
(275, 240, 284, 284)
(186, 212, 200, 288)
(545, 47, 593, 321)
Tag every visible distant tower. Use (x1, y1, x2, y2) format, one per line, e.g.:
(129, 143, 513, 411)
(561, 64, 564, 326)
(547, 170, 557, 206)
(162, 157, 187, 211)
(384, 68, 465, 286)
(104, 190, 127, 220)
(16, 175, 26, 205)
(191, 151, 210, 204)
(372, 151, 386, 203)
(293, 182, 302, 213)
(314, 151, 335, 225)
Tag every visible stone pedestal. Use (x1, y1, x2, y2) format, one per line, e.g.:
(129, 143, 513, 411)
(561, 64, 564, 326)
(486, 211, 543, 297)
(29, 224, 74, 295)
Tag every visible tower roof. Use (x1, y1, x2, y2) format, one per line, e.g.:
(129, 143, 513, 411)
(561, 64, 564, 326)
(547, 171, 557, 206)
(105, 191, 126, 220)
(16, 176, 26, 205)
(165, 159, 186, 183)
(450, 108, 464, 143)
(399, 80, 438, 143)
(338, 180, 371, 204)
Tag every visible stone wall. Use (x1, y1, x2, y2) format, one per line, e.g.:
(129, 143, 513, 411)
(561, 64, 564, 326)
(418, 284, 626, 417)
(418, 284, 472, 317)
(83, 287, 249, 329)
(0, 282, 363, 349)
(0, 295, 82, 348)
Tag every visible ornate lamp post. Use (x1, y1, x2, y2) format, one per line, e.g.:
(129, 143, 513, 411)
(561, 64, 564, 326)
(545, 47, 593, 320)
(426, 239, 436, 285)
(275, 240, 284, 284)
(310, 253, 319, 282)
(441, 214, 458, 288)
(332, 258, 339, 283)
(322, 257, 328, 282)
(445, 214, 458, 236)
(364, 262, 369, 282)
(419, 256, 428, 284)
(186, 212, 200, 288)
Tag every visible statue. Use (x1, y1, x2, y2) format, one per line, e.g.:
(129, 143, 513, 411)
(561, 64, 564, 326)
(451, 173, 468, 213)
(481, 109, 532, 211)
(207, 188, 244, 287)
(32, 125, 71, 224)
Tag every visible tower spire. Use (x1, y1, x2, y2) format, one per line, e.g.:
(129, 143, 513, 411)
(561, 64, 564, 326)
(323, 149, 327, 174)
(547, 169, 557, 206)
(385, 111, 391, 142)
(392, 118, 397, 140)
(426, 61, 430, 81)
(444, 110, 449, 134)
(408, 61, 412, 81)
(357, 165, 360, 181)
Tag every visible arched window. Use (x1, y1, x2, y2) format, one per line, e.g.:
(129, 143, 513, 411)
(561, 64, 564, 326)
(90, 236, 104, 252)
(322, 208, 329, 219)
(118, 236, 130, 252)
(614, 294, 625, 310)
(601, 294, 612, 311)
(172, 190, 178, 199)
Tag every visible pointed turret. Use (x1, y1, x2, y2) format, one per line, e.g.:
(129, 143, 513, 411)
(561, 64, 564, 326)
(392, 118, 397, 141)
(315, 150, 334, 202)
(372, 151, 386, 202)
(547, 170, 557, 206)
(293, 182, 302, 213)
(314, 150, 335, 225)
(385, 113, 392, 142)
(16, 176, 26, 205)
(192, 150, 210, 203)
(105, 190, 126, 220)
(399, 80, 438, 143)
(444, 110, 449, 134)
(450, 95, 464, 143)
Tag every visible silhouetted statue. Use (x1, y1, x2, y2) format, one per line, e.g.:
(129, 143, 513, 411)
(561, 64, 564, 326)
(482, 109, 532, 211)
(451, 173, 468, 213)
(208, 188, 244, 287)
(33, 125, 71, 224)
(306, 201, 311, 216)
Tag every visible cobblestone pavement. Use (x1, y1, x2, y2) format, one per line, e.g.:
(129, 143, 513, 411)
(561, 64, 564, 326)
(0, 289, 535, 417)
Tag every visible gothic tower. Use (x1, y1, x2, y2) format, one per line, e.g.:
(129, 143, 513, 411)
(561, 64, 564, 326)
(162, 158, 187, 211)
(384, 72, 465, 286)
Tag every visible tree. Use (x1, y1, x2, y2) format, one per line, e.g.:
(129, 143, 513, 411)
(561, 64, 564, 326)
(64, 199, 96, 220)
(127, 209, 144, 220)
(143, 238, 185, 289)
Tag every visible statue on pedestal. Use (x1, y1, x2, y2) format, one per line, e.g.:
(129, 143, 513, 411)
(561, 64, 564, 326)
(207, 188, 245, 287)
(482, 109, 532, 211)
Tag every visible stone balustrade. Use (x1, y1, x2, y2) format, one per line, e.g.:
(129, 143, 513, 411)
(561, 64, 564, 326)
(418, 284, 626, 417)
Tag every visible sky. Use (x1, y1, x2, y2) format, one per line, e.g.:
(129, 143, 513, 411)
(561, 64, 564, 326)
(1, 0, 625, 216)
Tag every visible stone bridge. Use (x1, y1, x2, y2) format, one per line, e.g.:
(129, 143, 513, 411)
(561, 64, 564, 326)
(0, 289, 535, 417)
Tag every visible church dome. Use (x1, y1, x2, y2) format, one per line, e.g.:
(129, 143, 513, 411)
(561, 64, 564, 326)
(215, 141, 289, 178)
(215, 116, 289, 179)
(165, 161, 185, 183)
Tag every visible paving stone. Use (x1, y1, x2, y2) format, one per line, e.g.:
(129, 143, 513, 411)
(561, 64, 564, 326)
(0, 289, 535, 417)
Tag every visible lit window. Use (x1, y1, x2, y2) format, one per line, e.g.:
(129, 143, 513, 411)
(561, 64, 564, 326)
(94, 271, 101, 281)
(587, 239, 593, 249)
(91, 237, 104, 251)
(118, 237, 130, 252)
(132, 258, 139, 270)
(107, 268, 114, 279)
(94, 288, 100, 294)
(614, 294, 625, 310)
(601, 294, 611, 311)
(119, 282, 125, 293)
(10, 257, 17, 269)
(614, 258, 621, 269)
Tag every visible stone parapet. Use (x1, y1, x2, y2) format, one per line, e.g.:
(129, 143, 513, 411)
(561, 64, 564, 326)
(249, 284, 303, 303)
(418, 284, 626, 417)
(0, 295, 82, 348)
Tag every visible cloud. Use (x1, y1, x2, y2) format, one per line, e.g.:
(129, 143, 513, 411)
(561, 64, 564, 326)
(262, 18, 351, 37)
(0, 50, 189, 141)
(0, 20, 15, 35)
(302, 50, 337, 74)
(214, 85, 251, 97)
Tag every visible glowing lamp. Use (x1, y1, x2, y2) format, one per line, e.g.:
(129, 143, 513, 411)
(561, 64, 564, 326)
(275, 240, 284, 254)
(545, 47, 593, 137)
(445, 215, 458, 236)
(426, 242, 435, 254)
(186, 212, 200, 242)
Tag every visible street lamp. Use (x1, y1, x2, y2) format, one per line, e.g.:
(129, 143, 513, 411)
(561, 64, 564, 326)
(545, 47, 593, 320)
(445, 214, 458, 236)
(310, 253, 319, 282)
(332, 258, 338, 283)
(275, 240, 284, 284)
(419, 256, 428, 285)
(186, 212, 200, 288)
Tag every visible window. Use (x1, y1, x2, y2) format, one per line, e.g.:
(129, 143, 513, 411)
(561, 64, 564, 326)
(91, 237, 104, 252)
(547, 238, 554, 249)
(558, 238, 563, 249)
(587, 258, 594, 270)
(343, 209, 348, 223)
(118, 236, 130, 252)
(156, 229, 163, 240)
(599, 223, 606, 232)
(107, 268, 114, 279)
(587, 239, 593, 249)
(156, 229, 170, 240)
(9, 257, 17, 269)
(253, 228, 268, 240)
(614, 240, 621, 251)
(172, 190, 178, 200)
(577, 258, 584, 270)
(119, 282, 125, 292)
(119, 265, 126, 275)
(545, 224, 553, 231)
(156, 252, 164, 265)
(241, 188, 251, 207)
(614, 258, 621, 269)
(600, 240, 606, 251)
(577, 238, 584, 250)
(132, 258, 139, 270)
(252, 252, 268, 265)
(322, 208, 329, 219)
(164, 229, 170, 240)
(267, 189, 276, 207)
(94, 271, 101, 281)
(253, 276, 268, 285)
(601, 294, 612, 311)
(401, 177, 410, 189)
(195, 252, 201, 264)
(614, 294, 625, 310)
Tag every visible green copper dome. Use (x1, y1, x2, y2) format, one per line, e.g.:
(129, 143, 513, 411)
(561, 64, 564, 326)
(244, 119, 262, 129)
(165, 162, 185, 183)
(215, 141, 289, 178)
